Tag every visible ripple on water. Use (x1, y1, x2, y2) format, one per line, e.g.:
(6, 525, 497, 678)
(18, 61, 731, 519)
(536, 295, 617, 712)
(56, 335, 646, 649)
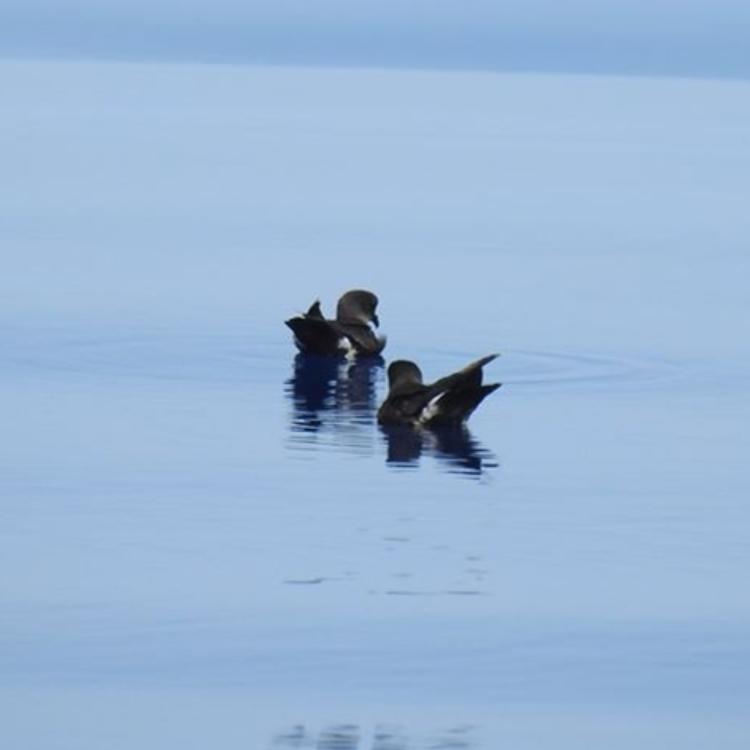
(1, 323, 276, 386)
(5, 322, 679, 393)
(270, 723, 476, 749)
(500, 347, 681, 393)
(4, 322, 682, 481)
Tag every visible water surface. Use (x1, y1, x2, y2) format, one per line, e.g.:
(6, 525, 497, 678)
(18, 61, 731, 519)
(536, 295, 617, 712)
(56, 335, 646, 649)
(2, 60, 750, 749)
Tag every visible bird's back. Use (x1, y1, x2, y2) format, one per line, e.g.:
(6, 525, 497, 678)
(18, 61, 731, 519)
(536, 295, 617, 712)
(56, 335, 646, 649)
(285, 315, 342, 354)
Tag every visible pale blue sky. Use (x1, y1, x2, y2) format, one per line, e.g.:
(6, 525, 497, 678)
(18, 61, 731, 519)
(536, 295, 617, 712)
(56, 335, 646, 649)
(1, 0, 749, 76)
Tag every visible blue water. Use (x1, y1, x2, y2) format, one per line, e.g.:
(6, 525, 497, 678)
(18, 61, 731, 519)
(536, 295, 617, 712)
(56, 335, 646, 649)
(2, 60, 750, 749)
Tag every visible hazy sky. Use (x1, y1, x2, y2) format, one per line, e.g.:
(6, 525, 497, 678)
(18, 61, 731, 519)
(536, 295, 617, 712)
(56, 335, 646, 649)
(1, 0, 749, 77)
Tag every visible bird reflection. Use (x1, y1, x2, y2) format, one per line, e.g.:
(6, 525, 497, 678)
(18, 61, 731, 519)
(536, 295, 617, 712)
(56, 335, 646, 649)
(285, 354, 498, 476)
(271, 723, 475, 749)
(286, 354, 384, 450)
(380, 423, 498, 476)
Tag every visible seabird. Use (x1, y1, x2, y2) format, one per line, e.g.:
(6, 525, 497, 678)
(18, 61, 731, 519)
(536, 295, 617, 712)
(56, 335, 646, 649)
(377, 354, 500, 426)
(285, 289, 386, 356)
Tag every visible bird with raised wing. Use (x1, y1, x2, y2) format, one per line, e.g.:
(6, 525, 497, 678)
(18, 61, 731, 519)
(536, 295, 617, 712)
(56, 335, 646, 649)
(377, 354, 500, 426)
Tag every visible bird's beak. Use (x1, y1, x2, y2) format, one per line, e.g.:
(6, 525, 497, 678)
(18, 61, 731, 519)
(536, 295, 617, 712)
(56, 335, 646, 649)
(372, 314, 380, 328)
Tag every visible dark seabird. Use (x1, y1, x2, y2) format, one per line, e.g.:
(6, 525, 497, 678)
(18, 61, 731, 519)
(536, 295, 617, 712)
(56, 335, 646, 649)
(377, 354, 500, 426)
(285, 290, 386, 356)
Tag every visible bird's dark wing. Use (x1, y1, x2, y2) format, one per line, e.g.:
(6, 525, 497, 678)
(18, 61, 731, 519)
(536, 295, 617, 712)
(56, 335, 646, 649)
(418, 355, 500, 424)
(424, 383, 501, 425)
(285, 316, 342, 354)
(305, 300, 325, 319)
(424, 354, 498, 400)
(377, 383, 433, 424)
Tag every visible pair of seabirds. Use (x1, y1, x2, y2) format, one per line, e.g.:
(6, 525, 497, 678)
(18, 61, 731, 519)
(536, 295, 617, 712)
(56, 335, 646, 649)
(285, 290, 500, 426)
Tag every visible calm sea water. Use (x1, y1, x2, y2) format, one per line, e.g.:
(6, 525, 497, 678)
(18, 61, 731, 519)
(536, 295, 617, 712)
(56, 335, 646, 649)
(2, 60, 749, 749)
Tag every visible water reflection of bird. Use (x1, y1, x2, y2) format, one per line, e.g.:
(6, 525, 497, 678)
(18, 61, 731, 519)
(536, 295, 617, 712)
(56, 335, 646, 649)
(377, 354, 500, 426)
(285, 289, 386, 356)
(272, 722, 474, 750)
(380, 422, 497, 475)
(285, 345, 499, 473)
(286, 353, 384, 436)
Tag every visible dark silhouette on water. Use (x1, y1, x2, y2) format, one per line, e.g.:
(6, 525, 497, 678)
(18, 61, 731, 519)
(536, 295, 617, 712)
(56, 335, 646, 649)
(380, 422, 498, 475)
(271, 722, 476, 749)
(286, 353, 384, 435)
(285, 290, 386, 356)
(285, 352, 499, 475)
(377, 354, 500, 426)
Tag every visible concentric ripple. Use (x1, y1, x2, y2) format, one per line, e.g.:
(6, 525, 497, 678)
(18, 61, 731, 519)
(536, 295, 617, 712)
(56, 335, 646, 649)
(4, 322, 680, 394)
(500, 347, 681, 392)
(1, 322, 274, 386)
